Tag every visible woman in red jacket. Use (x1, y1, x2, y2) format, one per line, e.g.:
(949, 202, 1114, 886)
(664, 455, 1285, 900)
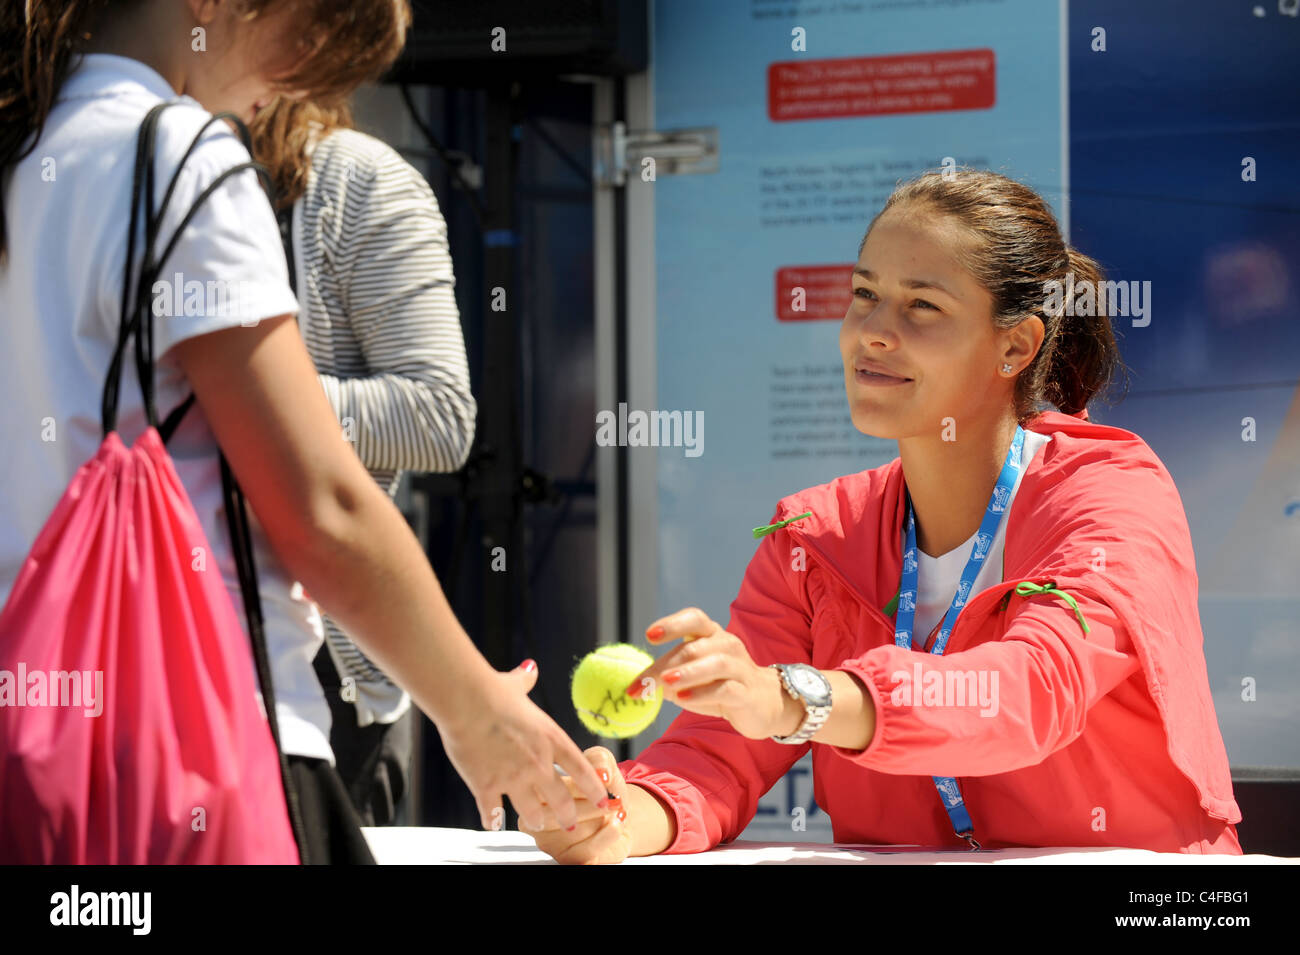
(526, 168, 1243, 863)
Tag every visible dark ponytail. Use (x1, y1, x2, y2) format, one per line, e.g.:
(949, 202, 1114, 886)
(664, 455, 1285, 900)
(1037, 245, 1125, 418)
(862, 167, 1130, 423)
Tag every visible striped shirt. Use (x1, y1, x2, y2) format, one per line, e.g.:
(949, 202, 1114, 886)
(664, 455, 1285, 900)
(289, 127, 476, 725)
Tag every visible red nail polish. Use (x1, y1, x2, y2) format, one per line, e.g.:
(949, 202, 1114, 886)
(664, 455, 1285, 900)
(599, 769, 610, 784)
(645, 625, 665, 640)
(617, 809, 626, 822)
(662, 670, 681, 684)
(677, 688, 692, 699)
(565, 824, 576, 832)
(625, 680, 642, 699)
(519, 658, 537, 672)
(597, 797, 611, 809)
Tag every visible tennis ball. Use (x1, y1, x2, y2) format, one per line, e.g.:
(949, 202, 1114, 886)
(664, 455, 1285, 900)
(571, 643, 662, 739)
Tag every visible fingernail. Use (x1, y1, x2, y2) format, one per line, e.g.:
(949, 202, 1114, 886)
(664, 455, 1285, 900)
(518, 658, 537, 672)
(645, 625, 665, 640)
(677, 688, 693, 699)
(565, 824, 576, 832)
(663, 670, 681, 684)
(597, 797, 612, 809)
(617, 809, 626, 822)
(625, 680, 642, 699)
(598, 769, 610, 784)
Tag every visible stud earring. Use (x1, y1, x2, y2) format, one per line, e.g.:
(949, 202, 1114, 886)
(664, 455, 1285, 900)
(1001, 363, 1013, 374)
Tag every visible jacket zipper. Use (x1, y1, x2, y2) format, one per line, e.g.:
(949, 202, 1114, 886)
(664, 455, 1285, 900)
(783, 519, 1089, 849)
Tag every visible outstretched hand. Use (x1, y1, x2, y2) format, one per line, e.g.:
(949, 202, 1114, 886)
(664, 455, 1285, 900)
(627, 607, 795, 740)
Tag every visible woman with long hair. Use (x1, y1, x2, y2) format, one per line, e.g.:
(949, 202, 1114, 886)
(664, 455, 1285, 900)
(247, 94, 476, 825)
(0, 0, 605, 862)
(525, 169, 1243, 863)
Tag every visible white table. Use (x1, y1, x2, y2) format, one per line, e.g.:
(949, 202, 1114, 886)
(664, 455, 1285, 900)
(362, 827, 1296, 865)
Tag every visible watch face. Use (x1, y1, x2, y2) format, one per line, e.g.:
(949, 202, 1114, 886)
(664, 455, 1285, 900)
(789, 666, 831, 707)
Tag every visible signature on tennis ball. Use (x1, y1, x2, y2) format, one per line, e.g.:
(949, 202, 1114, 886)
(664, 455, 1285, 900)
(571, 644, 663, 739)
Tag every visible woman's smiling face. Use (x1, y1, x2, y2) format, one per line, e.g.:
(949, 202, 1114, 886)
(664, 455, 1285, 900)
(840, 207, 1014, 441)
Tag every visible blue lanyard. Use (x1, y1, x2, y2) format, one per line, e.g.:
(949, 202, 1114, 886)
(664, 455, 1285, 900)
(895, 425, 1024, 850)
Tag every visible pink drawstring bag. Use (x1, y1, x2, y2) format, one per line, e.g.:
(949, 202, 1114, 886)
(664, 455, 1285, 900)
(0, 104, 302, 863)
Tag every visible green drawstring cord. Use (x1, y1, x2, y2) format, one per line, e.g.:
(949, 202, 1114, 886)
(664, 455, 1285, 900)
(1014, 581, 1091, 634)
(753, 510, 813, 540)
(883, 580, 1092, 634)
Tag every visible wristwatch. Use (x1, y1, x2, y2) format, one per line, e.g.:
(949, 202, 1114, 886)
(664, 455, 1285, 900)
(769, 663, 832, 744)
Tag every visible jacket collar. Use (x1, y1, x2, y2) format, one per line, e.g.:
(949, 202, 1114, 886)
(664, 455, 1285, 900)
(771, 410, 1144, 617)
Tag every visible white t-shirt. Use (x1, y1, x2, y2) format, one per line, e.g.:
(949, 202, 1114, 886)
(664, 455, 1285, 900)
(911, 429, 1052, 650)
(0, 54, 333, 762)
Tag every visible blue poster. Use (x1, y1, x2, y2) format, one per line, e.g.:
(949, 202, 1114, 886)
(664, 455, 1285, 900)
(649, 0, 1067, 840)
(1065, 0, 1300, 769)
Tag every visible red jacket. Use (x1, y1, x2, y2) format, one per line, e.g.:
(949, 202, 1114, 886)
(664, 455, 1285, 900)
(621, 410, 1242, 854)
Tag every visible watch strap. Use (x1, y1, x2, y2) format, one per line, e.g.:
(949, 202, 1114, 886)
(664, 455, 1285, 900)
(770, 664, 831, 744)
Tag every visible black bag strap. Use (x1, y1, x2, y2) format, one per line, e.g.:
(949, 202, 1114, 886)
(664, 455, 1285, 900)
(104, 102, 309, 861)
(156, 392, 195, 443)
(103, 105, 272, 436)
(218, 449, 310, 861)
